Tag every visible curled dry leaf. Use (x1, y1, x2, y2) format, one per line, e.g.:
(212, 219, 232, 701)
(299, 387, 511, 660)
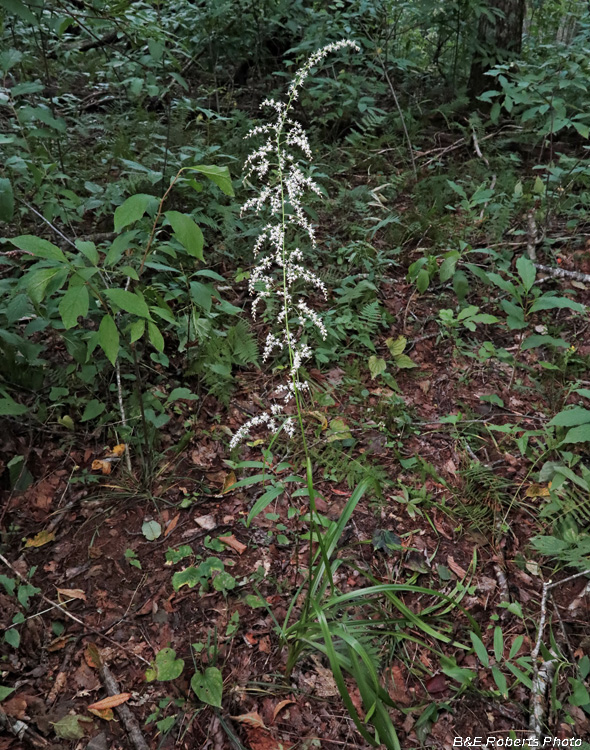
(110, 444, 126, 457)
(87, 692, 131, 710)
(230, 712, 267, 729)
(56, 587, 87, 602)
(272, 699, 295, 722)
(219, 534, 247, 554)
(91, 459, 112, 475)
(88, 707, 115, 720)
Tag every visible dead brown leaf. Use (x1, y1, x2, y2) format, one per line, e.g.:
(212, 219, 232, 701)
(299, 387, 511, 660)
(56, 587, 86, 602)
(25, 529, 55, 548)
(219, 534, 247, 555)
(164, 513, 180, 537)
(87, 693, 131, 710)
(272, 700, 295, 723)
(447, 555, 468, 579)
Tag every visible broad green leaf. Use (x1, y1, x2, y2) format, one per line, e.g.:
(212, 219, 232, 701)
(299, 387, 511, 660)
(52, 714, 86, 740)
(562, 424, 590, 444)
(172, 567, 202, 590)
(516, 255, 536, 292)
(165, 211, 204, 260)
(189, 281, 212, 312)
(522, 334, 568, 351)
(75, 240, 98, 265)
(165, 387, 198, 404)
(129, 318, 145, 343)
(113, 194, 155, 231)
(486, 272, 516, 295)
(148, 321, 164, 352)
(11, 235, 67, 263)
(368, 356, 386, 379)
(189, 165, 234, 196)
(80, 399, 105, 422)
(104, 288, 150, 318)
(0, 177, 14, 221)
(569, 678, 590, 707)
(191, 667, 223, 707)
(59, 285, 89, 329)
(25, 267, 68, 303)
(0, 0, 36, 23)
(549, 407, 590, 427)
(469, 632, 489, 667)
(98, 314, 119, 365)
(146, 647, 184, 682)
(142, 520, 161, 540)
(0, 685, 15, 702)
(395, 354, 417, 369)
(439, 253, 459, 282)
(4, 629, 20, 648)
(385, 336, 406, 357)
(0, 397, 27, 416)
(416, 268, 429, 293)
(530, 296, 585, 314)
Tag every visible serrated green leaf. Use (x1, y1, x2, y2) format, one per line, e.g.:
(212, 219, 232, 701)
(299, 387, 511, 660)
(11, 235, 67, 263)
(549, 407, 590, 427)
(189, 165, 234, 196)
(114, 194, 155, 231)
(98, 314, 119, 365)
(562, 424, 590, 444)
(191, 667, 223, 707)
(59, 285, 89, 329)
(104, 288, 150, 318)
(129, 318, 145, 343)
(165, 211, 204, 260)
(0, 177, 14, 221)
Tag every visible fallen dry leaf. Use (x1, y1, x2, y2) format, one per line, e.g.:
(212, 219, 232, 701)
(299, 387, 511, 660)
(84, 643, 102, 669)
(2, 695, 27, 719)
(110, 444, 126, 457)
(91, 459, 112, 475)
(222, 471, 237, 493)
(56, 587, 87, 602)
(25, 529, 55, 548)
(195, 514, 217, 530)
(88, 707, 115, 721)
(272, 699, 295, 722)
(525, 483, 551, 498)
(87, 693, 131, 710)
(231, 712, 267, 729)
(426, 674, 447, 694)
(164, 513, 180, 537)
(219, 534, 247, 555)
(447, 556, 468, 579)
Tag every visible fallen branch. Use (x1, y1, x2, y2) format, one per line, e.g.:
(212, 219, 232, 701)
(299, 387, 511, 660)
(534, 262, 590, 284)
(98, 661, 150, 750)
(528, 568, 590, 741)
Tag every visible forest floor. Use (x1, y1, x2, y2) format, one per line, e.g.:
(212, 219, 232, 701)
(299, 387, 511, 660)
(2, 153, 590, 750)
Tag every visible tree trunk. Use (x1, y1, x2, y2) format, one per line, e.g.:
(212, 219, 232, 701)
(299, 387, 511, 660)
(468, 0, 525, 98)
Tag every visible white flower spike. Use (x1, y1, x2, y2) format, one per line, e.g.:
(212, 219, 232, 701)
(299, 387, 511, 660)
(231, 41, 359, 450)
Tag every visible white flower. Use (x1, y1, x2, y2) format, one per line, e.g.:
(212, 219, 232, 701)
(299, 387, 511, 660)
(231, 41, 359, 449)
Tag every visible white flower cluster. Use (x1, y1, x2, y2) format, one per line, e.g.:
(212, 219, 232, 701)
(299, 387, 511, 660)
(230, 41, 359, 450)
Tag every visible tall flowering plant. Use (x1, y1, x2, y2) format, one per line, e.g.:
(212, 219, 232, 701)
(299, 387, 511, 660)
(230, 40, 359, 451)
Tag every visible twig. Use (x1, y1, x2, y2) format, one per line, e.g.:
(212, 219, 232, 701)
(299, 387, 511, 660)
(98, 661, 150, 750)
(0, 710, 50, 747)
(528, 568, 590, 741)
(18, 199, 77, 249)
(534, 262, 590, 283)
(0, 553, 150, 665)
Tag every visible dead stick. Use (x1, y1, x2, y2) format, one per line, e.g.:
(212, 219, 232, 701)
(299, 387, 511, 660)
(99, 662, 150, 750)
